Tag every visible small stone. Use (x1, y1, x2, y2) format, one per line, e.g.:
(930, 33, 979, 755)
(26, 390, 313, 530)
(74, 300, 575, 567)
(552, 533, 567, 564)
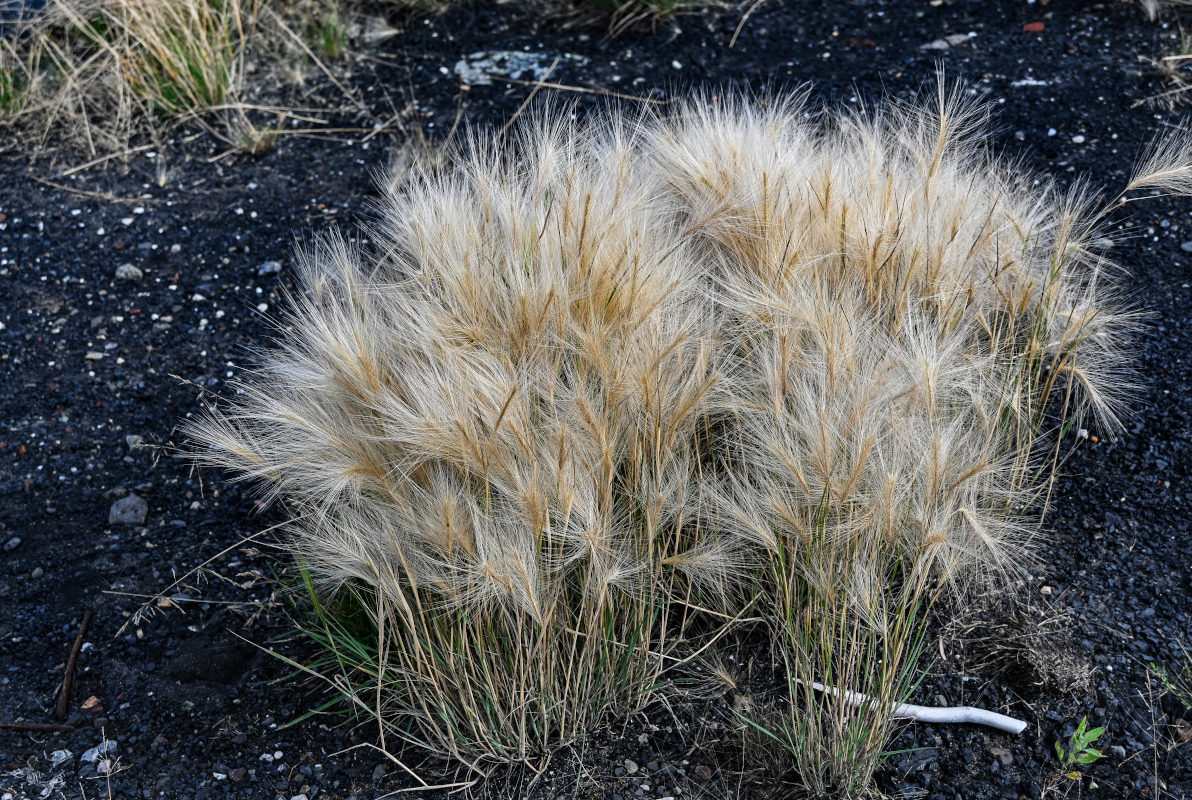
(228, 768, 247, 782)
(1071, 134, 1086, 144)
(1141, 607, 1156, 618)
(1110, 745, 1126, 759)
(3, 536, 20, 552)
(125, 435, 144, 450)
(85, 352, 105, 360)
(258, 260, 283, 276)
(624, 758, 639, 775)
(31, 567, 43, 578)
(80, 740, 117, 763)
(693, 764, 713, 780)
(109, 494, 148, 526)
(1180, 241, 1192, 253)
(989, 746, 1013, 765)
(115, 264, 143, 281)
(920, 32, 972, 50)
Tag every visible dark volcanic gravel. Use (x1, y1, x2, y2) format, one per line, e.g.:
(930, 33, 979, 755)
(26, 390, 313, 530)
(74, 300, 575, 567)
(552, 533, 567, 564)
(2, 1, 1192, 798)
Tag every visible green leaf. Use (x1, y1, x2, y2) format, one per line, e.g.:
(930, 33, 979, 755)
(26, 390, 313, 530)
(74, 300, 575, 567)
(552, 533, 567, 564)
(1066, 771, 1081, 780)
(1076, 752, 1100, 764)
(1055, 742, 1065, 760)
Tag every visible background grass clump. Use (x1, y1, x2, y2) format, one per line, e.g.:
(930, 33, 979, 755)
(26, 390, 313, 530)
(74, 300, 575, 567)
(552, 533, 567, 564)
(186, 87, 1176, 791)
(0, 0, 698, 155)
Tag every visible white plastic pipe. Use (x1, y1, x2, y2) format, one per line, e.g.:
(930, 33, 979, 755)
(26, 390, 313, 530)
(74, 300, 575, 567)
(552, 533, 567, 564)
(810, 681, 1027, 735)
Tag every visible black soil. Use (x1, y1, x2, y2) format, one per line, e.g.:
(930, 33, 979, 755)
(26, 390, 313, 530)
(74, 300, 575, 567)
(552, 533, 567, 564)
(2, 1, 1191, 798)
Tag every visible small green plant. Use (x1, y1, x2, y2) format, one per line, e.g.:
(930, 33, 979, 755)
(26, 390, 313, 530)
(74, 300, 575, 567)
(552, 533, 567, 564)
(0, 67, 26, 116)
(1054, 717, 1105, 788)
(0, 40, 36, 119)
(1150, 657, 1192, 712)
(306, 5, 346, 59)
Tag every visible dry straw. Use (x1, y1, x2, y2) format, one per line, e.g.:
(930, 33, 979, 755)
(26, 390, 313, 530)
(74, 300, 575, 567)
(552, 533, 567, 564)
(187, 84, 1176, 789)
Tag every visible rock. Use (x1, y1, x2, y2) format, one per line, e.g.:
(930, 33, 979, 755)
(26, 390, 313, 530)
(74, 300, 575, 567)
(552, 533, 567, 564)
(109, 494, 148, 525)
(31, 567, 43, 578)
(624, 758, 639, 775)
(115, 264, 143, 281)
(989, 746, 1013, 766)
(80, 740, 117, 763)
(920, 32, 973, 50)
(228, 768, 247, 783)
(258, 260, 283, 276)
(3, 536, 20, 552)
(1180, 241, 1192, 253)
(125, 435, 144, 450)
(453, 51, 588, 86)
(349, 16, 400, 43)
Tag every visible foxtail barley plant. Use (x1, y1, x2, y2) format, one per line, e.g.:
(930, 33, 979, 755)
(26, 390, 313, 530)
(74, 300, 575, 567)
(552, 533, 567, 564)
(189, 113, 726, 767)
(188, 85, 1180, 787)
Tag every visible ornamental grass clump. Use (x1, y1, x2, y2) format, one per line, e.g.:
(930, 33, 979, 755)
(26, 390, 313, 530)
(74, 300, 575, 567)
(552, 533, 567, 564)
(186, 87, 1178, 787)
(187, 114, 727, 769)
(645, 88, 1147, 793)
